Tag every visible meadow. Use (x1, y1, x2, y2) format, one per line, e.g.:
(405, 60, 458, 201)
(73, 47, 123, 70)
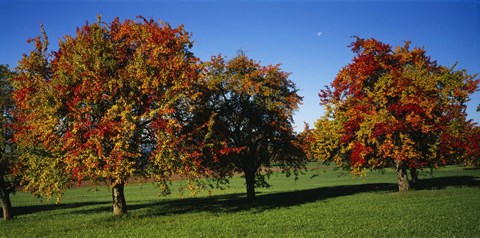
(1, 164, 479, 237)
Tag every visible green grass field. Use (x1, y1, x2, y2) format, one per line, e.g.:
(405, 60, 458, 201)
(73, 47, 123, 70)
(1, 165, 479, 237)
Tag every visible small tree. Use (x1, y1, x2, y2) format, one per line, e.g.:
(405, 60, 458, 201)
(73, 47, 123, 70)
(0, 65, 17, 220)
(296, 123, 315, 161)
(201, 53, 306, 199)
(13, 17, 203, 216)
(317, 37, 479, 191)
(440, 119, 480, 168)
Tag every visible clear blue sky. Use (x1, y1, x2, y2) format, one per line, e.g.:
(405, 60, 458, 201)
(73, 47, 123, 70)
(1, 0, 479, 131)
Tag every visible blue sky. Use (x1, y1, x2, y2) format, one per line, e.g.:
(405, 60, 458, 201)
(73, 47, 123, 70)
(1, 0, 479, 131)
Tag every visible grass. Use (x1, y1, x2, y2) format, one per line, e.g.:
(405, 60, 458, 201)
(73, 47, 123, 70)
(1, 164, 480, 237)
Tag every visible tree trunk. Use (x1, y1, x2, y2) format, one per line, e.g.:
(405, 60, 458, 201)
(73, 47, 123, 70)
(245, 169, 256, 200)
(396, 162, 410, 192)
(2, 194, 12, 220)
(112, 182, 127, 216)
(0, 175, 13, 220)
(410, 168, 419, 185)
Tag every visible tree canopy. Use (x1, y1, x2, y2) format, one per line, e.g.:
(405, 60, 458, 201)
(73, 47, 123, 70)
(199, 53, 306, 199)
(315, 37, 479, 191)
(12, 16, 204, 216)
(0, 64, 17, 220)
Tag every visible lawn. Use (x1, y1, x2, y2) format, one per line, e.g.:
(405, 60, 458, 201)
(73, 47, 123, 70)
(1, 165, 479, 237)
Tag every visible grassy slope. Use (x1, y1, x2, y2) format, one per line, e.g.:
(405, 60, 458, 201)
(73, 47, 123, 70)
(1, 165, 479, 237)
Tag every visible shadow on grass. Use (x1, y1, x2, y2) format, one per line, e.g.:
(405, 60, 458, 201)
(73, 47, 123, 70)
(128, 175, 480, 217)
(137, 183, 395, 216)
(12, 175, 480, 218)
(414, 175, 480, 190)
(13, 201, 110, 217)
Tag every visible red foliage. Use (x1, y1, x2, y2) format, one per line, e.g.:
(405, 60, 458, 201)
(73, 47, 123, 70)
(319, 37, 480, 177)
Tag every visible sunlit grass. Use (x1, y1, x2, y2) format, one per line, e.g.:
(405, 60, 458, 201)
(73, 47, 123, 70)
(2, 164, 479, 237)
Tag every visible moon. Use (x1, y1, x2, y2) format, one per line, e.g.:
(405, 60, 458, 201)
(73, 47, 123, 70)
(317, 32, 323, 37)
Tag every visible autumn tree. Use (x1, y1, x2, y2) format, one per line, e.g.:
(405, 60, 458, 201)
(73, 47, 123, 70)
(200, 53, 306, 199)
(13, 17, 203, 216)
(310, 118, 340, 163)
(296, 123, 315, 160)
(317, 37, 479, 191)
(458, 122, 480, 167)
(11, 27, 72, 206)
(440, 119, 480, 168)
(0, 65, 17, 220)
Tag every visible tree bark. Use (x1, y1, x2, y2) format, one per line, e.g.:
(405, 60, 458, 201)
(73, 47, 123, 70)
(410, 168, 419, 185)
(0, 175, 13, 220)
(112, 182, 127, 216)
(245, 169, 256, 200)
(396, 162, 410, 192)
(2, 194, 12, 220)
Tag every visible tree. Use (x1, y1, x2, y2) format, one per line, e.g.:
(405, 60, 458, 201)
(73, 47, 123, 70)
(310, 118, 340, 163)
(0, 64, 17, 220)
(296, 123, 315, 161)
(440, 119, 480, 168)
(317, 37, 479, 191)
(12, 26, 72, 205)
(461, 123, 480, 167)
(13, 16, 203, 216)
(200, 53, 306, 199)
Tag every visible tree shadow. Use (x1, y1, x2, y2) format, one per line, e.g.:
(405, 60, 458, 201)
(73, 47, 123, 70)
(13, 201, 110, 217)
(127, 182, 398, 217)
(414, 175, 480, 190)
(128, 175, 480, 217)
(11, 175, 480, 218)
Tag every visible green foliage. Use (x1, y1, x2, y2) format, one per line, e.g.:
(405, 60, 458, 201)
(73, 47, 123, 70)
(1, 166, 479, 237)
(0, 65, 15, 185)
(0, 64, 17, 220)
